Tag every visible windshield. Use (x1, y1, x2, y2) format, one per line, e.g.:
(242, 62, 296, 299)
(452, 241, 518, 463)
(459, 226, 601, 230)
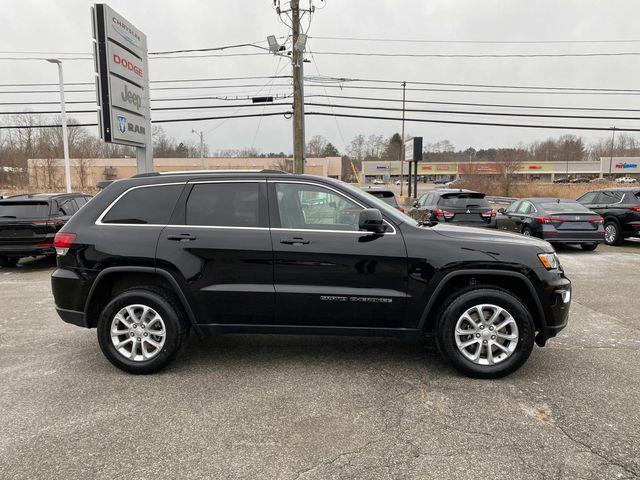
(540, 201, 590, 213)
(0, 201, 50, 218)
(438, 194, 489, 209)
(341, 182, 415, 225)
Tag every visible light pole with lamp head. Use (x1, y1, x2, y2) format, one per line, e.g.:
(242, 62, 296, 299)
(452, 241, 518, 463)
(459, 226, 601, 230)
(46, 59, 71, 193)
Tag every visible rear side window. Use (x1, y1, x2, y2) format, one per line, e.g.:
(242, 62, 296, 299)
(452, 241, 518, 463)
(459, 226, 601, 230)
(102, 184, 183, 225)
(58, 198, 79, 216)
(369, 191, 398, 207)
(597, 191, 623, 204)
(438, 194, 489, 209)
(624, 192, 640, 203)
(0, 201, 50, 218)
(186, 182, 261, 227)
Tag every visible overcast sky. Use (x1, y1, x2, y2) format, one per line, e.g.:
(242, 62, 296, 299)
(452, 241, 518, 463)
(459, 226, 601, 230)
(2, 0, 640, 155)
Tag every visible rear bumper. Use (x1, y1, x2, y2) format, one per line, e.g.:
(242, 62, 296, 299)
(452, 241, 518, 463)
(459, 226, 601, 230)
(0, 243, 55, 257)
(55, 307, 89, 328)
(542, 229, 605, 243)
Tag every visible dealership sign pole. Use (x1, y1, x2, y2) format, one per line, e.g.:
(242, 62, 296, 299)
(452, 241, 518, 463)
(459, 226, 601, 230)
(404, 137, 423, 199)
(92, 3, 152, 173)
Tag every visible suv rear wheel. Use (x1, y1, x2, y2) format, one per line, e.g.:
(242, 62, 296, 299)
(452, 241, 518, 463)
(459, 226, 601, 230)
(435, 287, 535, 379)
(604, 221, 622, 245)
(97, 287, 189, 374)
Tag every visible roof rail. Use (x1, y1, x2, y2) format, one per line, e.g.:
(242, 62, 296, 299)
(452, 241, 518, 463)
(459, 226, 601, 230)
(132, 169, 289, 178)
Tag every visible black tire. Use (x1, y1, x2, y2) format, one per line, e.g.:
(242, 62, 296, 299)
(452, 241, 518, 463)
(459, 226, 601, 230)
(97, 286, 189, 374)
(0, 256, 19, 267)
(434, 287, 535, 379)
(580, 243, 598, 251)
(522, 226, 534, 237)
(604, 220, 622, 245)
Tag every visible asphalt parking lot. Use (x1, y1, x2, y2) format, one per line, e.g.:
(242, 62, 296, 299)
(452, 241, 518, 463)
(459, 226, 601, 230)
(1, 242, 639, 479)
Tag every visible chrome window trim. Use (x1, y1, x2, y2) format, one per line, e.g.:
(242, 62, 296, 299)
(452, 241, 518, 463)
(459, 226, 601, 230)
(269, 179, 397, 235)
(95, 182, 186, 226)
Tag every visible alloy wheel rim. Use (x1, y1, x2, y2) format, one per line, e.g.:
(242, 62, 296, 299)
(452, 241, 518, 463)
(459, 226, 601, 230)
(605, 224, 617, 243)
(454, 304, 519, 366)
(110, 304, 166, 362)
(522, 229, 531, 236)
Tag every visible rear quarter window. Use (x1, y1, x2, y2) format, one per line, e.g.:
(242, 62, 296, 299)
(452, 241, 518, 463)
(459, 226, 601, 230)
(101, 184, 184, 225)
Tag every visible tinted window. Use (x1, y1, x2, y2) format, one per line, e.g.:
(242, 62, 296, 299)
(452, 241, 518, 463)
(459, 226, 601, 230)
(0, 201, 50, 219)
(577, 191, 598, 204)
(540, 201, 590, 213)
(276, 183, 362, 231)
(421, 193, 433, 206)
(102, 184, 183, 224)
(368, 191, 398, 207)
(597, 191, 623, 204)
(623, 192, 640, 203)
(517, 201, 533, 214)
(58, 198, 78, 216)
(438, 194, 489, 209)
(186, 182, 260, 227)
(505, 201, 519, 213)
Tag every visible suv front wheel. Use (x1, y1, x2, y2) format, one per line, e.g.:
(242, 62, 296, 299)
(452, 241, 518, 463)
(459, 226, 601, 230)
(435, 287, 535, 379)
(97, 287, 189, 374)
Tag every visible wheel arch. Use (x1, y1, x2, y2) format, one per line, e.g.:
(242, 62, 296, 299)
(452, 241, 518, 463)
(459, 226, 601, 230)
(418, 269, 545, 333)
(84, 267, 201, 333)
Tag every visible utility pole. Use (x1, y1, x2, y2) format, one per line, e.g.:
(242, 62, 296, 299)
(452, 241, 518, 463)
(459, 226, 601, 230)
(291, 0, 305, 174)
(192, 130, 205, 169)
(400, 81, 406, 197)
(609, 126, 616, 177)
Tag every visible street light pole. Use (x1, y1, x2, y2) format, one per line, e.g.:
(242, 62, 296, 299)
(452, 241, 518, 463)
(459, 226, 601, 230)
(400, 81, 406, 197)
(46, 59, 71, 193)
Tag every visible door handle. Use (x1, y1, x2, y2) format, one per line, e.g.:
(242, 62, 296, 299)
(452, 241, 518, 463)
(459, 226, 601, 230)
(167, 233, 197, 241)
(280, 237, 310, 245)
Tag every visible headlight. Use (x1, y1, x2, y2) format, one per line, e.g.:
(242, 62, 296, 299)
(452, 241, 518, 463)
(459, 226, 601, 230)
(538, 252, 559, 270)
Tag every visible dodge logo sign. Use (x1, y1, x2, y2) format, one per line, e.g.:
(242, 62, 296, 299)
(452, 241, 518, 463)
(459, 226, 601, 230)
(117, 115, 127, 133)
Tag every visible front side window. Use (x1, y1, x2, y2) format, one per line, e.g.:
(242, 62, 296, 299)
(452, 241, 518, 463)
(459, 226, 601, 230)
(101, 184, 183, 225)
(505, 201, 519, 214)
(275, 183, 362, 231)
(186, 182, 261, 227)
(517, 201, 532, 214)
(577, 191, 598, 204)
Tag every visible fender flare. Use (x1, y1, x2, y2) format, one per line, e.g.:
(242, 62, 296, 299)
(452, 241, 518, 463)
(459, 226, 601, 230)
(84, 266, 202, 334)
(417, 269, 546, 331)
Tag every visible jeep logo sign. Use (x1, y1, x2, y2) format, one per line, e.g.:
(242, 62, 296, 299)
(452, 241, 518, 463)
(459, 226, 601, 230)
(109, 75, 145, 113)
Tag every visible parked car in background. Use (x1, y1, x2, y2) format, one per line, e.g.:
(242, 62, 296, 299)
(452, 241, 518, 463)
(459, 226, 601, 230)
(615, 176, 637, 184)
(445, 178, 462, 187)
(576, 188, 640, 245)
(372, 179, 385, 185)
(496, 198, 604, 251)
(408, 189, 496, 227)
(0, 193, 92, 267)
(51, 170, 571, 378)
(433, 179, 448, 185)
(590, 177, 609, 184)
(570, 177, 591, 184)
(364, 187, 404, 212)
(553, 177, 570, 184)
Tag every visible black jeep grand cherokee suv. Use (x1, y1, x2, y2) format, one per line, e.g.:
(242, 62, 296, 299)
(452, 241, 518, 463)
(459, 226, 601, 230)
(52, 171, 571, 378)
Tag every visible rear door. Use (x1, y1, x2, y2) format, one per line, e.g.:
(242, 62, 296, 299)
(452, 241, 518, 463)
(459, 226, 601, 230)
(156, 179, 274, 326)
(270, 180, 408, 329)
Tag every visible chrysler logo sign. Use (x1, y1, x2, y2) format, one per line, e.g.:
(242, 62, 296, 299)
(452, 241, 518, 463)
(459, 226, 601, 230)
(111, 16, 142, 46)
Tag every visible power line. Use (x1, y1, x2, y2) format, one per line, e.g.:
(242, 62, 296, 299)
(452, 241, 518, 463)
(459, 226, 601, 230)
(310, 50, 640, 59)
(306, 111, 640, 132)
(305, 93, 640, 113)
(303, 83, 640, 96)
(148, 41, 268, 55)
(309, 36, 640, 45)
(306, 75, 640, 93)
(304, 101, 640, 121)
(0, 111, 292, 129)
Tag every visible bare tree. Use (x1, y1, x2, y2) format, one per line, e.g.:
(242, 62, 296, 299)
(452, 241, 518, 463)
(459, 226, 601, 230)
(495, 149, 525, 196)
(74, 158, 93, 190)
(271, 157, 293, 173)
(307, 134, 328, 157)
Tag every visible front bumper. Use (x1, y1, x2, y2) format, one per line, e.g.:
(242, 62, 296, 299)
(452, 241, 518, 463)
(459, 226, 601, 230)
(535, 273, 571, 345)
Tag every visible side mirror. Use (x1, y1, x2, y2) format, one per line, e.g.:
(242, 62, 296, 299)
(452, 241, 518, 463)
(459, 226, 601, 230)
(413, 202, 419, 208)
(497, 208, 506, 214)
(359, 208, 388, 234)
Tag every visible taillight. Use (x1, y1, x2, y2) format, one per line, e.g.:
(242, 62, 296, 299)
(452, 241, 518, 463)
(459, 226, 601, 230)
(32, 218, 64, 226)
(53, 232, 76, 256)
(629, 206, 640, 212)
(536, 217, 554, 224)
(435, 209, 455, 219)
(481, 209, 497, 218)
(586, 216, 604, 224)
(399, 207, 405, 213)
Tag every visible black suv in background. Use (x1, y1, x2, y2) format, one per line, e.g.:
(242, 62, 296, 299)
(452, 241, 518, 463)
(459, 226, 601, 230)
(0, 193, 92, 267)
(576, 188, 640, 245)
(408, 189, 496, 227)
(51, 171, 571, 379)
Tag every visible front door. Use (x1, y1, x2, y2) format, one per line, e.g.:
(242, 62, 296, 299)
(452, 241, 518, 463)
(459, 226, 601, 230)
(156, 179, 274, 325)
(269, 180, 408, 329)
